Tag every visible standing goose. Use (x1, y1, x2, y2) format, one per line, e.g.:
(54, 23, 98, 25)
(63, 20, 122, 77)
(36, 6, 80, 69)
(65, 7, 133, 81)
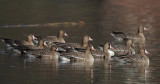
(112, 39, 135, 56)
(59, 44, 95, 61)
(111, 25, 148, 44)
(56, 35, 93, 50)
(2, 34, 37, 47)
(91, 42, 111, 60)
(118, 49, 149, 64)
(26, 45, 59, 59)
(37, 30, 68, 43)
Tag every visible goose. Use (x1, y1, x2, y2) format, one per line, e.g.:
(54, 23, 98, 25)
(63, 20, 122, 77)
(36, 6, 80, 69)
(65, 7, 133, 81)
(111, 25, 148, 44)
(2, 34, 37, 48)
(91, 42, 111, 60)
(36, 30, 68, 43)
(59, 44, 95, 61)
(55, 35, 93, 50)
(13, 40, 48, 53)
(118, 49, 149, 64)
(112, 39, 135, 56)
(97, 43, 115, 57)
(26, 45, 59, 59)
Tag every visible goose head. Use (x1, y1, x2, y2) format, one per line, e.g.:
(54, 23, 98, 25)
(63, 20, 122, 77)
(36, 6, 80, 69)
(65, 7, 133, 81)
(138, 25, 148, 33)
(50, 45, 57, 52)
(58, 30, 68, 37)
(82, 35, 93, 48)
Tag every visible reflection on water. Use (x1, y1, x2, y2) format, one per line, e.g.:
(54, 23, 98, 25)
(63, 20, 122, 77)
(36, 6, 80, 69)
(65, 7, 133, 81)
(0, 0, 160, 84)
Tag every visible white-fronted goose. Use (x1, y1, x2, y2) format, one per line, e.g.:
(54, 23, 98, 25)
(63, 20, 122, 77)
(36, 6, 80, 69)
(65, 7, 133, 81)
(26, 45, 59, 59)
(111, 25, 148, 44)
(97, 44, 115, 57)
(112, 39, 135, 56)
(91, 42, 111, 60)
(13, 40, 47, 52)
(118, 49, 149, 64)
(39, 30, 68, 43)
(56, 35, 93, 50)
(59, 44, 95, 61)
(2, 34, 37, 47)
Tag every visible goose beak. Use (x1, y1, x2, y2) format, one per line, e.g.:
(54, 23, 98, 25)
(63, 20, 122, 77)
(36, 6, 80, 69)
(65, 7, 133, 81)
(33, 35, 37, 40)
(110, 45, 114, 50)
(91, 46, 96, 51)
(144, 27, 148, 31)
(64, 33, 68, 36)
(44, 41, 48, 47)
(145, 50, 150, 54)
(132, 44, 135, 47)
(89, 37, 93, 41)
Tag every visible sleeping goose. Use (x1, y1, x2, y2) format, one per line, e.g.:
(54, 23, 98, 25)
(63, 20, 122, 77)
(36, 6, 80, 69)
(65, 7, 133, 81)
(59, 44, 95, 62)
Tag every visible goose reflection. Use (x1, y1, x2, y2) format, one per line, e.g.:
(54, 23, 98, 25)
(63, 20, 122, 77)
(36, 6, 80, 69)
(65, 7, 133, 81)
(124, 63, 150, 84)
(70, 61, 94, 84)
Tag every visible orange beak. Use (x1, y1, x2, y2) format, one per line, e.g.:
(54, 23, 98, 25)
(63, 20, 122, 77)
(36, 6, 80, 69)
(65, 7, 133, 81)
(145, 50, 150, 54)
(64, 33, 68, 36)
(44, 41, 48, 47)
(91, 46, 96, 51)
(110, 45, 114, 50)
(144, 27, 148, 31)
(33, 35, 37, 40)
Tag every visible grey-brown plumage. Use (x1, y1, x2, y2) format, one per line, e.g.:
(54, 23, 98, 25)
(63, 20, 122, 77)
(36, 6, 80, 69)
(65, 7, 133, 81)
(111, 25, 147, 44)
(118, 49, 149, 64)
(59, 44, 95, 61)
(56, 35, 93, 49)
(91, 42, 111, 61)
(26, 45, 58, 59)
(112, 39, 135, 56)
(40, 30, 68, 43)
(13, 40, 47, 51)
(2, 34, 36, 47)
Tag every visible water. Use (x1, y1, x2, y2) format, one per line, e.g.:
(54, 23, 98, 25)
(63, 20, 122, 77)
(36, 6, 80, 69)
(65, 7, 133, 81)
(0, 0, 160, 84)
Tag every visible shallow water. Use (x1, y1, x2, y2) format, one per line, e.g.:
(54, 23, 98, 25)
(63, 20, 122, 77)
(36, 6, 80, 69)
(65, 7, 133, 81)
(0, 0, 160, 84)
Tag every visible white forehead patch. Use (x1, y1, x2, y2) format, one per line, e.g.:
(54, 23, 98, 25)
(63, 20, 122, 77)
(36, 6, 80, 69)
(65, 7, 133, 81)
(92, 46, 94, 49)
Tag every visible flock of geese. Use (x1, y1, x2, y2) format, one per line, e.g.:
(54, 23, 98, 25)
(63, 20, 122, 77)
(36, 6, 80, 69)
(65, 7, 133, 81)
(1, 25, 150, 65)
